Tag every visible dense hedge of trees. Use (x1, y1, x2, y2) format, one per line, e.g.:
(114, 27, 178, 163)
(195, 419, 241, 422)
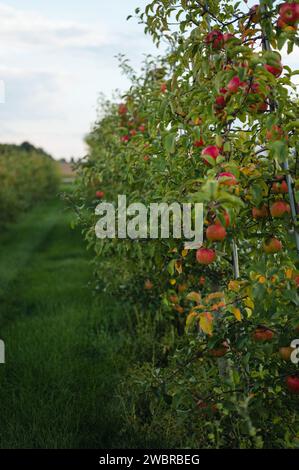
(74, 0, 299, 448)
(0, 142, 60, 227)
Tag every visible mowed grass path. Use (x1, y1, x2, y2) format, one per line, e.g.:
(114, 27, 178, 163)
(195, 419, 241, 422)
(0, 193, 127, 448)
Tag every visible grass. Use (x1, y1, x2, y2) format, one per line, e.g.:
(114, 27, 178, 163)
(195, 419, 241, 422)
(0, 190, 130, 449)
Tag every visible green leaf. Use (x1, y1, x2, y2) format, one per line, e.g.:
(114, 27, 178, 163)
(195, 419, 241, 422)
(164, 133, 177, 155)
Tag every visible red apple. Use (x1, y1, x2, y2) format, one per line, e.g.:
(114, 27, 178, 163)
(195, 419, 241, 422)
(130, 129, 137, 137)
(206, 224, 227, 242)
(294, 274, 299, 288)
(118, 103, 128, 115)
(263, 238, 283, 254)
(279, 3, 299, 25)
(201, 146, 220, 165)
(227, 76, 246, 93)
(252, 205, 269, 219)
(144, 279, 153, 290)
(253, 327, 275, 342)
(215, 211, 230, 227)
(205, 30, 224, 50)
(121, 135, 130, 143)
(193, 138, 204, 148)
(217, 172, 237, 186)
(272, 180, 288, 194)
(266, 125, 284, 141)
(264, 63, 283, 77)
(214, 95, 226, 110)
(279, 347, 295, 361)
(160, 82, 167, 93)
(270, 200, 291, 217)
(139, 125, 146, 132)
(208, 341, 229, 358)
(277, 17, 298, 31)
(196, 248, 216, 265)
(96, 191, 105, 199)
(286, 375, 299, 394)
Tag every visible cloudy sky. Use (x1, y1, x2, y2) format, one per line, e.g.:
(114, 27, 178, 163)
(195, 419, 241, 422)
(0, 1, 297, 161)
(0, 0, 157, 160)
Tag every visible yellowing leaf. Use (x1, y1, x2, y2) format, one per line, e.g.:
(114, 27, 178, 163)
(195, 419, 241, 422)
(244, 297, 254, 310)
(169, 279, 176, 286)
(199, 312, 213, 336)
(206, 291, 225, 302)
(285, 268, 293, 279)
(186, 291, 201, 304)
(228, 280, 241, 292)
(186, 311, 198, 328)
(245, 308, 253, 318)
(181, 249, 189, 257)
(175, 260, 183, 274)
(232, 307, 242, 321)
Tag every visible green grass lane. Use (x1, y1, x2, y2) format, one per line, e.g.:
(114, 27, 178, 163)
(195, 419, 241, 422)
(0, 193, 127, 449)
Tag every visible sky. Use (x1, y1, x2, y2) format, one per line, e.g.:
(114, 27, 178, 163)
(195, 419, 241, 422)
(0, 1, 297, 161)
(0, 0, 158, 160)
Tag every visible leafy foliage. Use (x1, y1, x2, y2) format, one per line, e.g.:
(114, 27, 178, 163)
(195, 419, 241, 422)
(74, 0, 299, 448)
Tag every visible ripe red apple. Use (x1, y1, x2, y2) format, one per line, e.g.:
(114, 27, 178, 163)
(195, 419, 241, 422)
(199, 276, 206, 286)
(206, 224, 227, 242)
(121, 135, 130, 143)
(215, 211, 230, 228)
(294, 274, 299, 288)
(217, 172, 237, 186)
(252, 205, 269, 219)
(279, 3, 299, 25)
(130, 129, 137, 137)
(144, 279, 153, 290)
(286, 375, 299, 394)
(253, 327, 275, 342)
(201, 146, 220, 165)
(264, 63, 283, 77)
(96, 191, 105, 199)
(272, 180, 288, 194)
(279, 347, 295, 361)
(118, 103, 128, 115)
(139, 125, 146, 132)
(143, 155, 150, 162)
(277, 17, 298, 31)
(196, 248, 216, 265)
(197, 400, 218, 414)
(263, 237, 283, 254)
(270, 201, 291, 217)
(208, 341, 229, 358)
(227, 76, 246, 93)
(266, 125, 284, 141)
(193, 138, 204, 148)
(214, 95, 226, 110)
(205, 30, 224, 50)
(160, 82, 167, 93)
(251, 101, 268, 113)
